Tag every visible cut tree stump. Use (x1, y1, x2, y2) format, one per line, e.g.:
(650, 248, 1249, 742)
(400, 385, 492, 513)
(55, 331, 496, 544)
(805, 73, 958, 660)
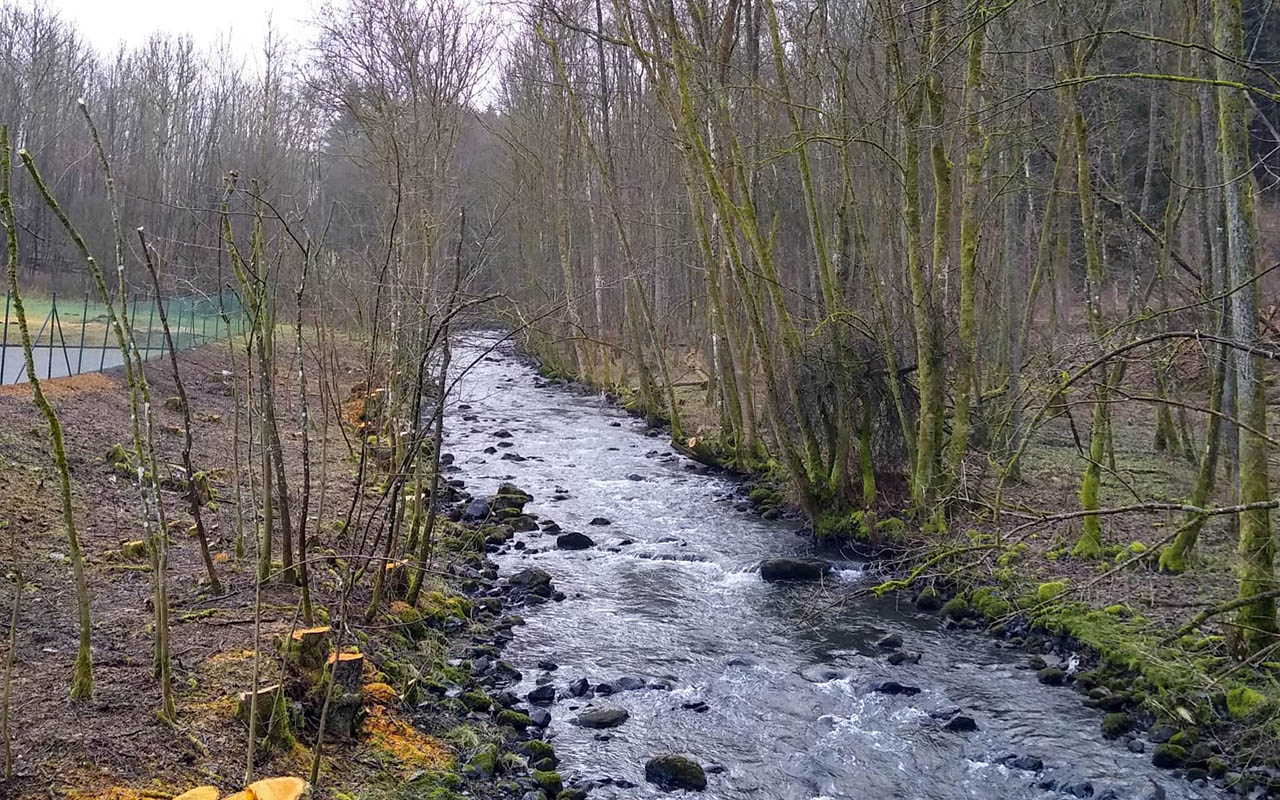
(326, 652, 365, 694)
(285, 626, 332, 671)
(244, 776, 309, 800)
(171, 788, 219, 800)
(383, 560, 409, 598)
(323, 653, 367, 738)
(235, 683, 289, 743)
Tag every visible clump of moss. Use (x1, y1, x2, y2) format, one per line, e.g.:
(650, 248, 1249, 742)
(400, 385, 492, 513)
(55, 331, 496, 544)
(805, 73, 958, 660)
(940, 596, 974, 621)
(969, 587, 1011, 620)
(461, 690, 492, 712)
(1152, 743, 1187, 769)
(496, 709, 531, 729)
(1101, 712, 1132, 738)
(1226, 686, 1269, 720)
(1036, 581, 1068, 603)
(520, 739, 556, 764)
(1037, 667, 1066, 686)
(532, 770, 563, 795)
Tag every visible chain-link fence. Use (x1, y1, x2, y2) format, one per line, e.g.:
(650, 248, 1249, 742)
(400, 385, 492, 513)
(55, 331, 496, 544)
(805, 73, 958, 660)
(0, 290, 247, 384)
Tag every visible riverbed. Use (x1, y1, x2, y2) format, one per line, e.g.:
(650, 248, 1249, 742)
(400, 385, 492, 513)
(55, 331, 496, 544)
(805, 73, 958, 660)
(444, 333, 1213, 800)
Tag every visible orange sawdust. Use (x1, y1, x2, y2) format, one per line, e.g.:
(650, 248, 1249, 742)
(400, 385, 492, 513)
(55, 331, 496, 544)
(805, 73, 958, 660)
(363, 705, 451, 771)
(207, 649, 256, 665)
(185, 694, 237, 719)
(363, 681, 399, 705)
(0, 370, 114, 399)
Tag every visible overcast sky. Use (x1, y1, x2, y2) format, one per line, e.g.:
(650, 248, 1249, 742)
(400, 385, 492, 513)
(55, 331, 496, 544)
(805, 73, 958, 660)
(53, 0, 318, 64)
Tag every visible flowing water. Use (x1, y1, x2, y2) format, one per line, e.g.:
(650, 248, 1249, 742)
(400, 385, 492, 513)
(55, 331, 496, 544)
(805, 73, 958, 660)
(444, 333, 1217, 800)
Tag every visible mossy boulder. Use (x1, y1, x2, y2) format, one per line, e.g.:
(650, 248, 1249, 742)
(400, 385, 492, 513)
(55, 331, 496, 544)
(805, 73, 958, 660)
(940, 596, 974, 621)
(389, 601, 428, 638)
(1226, 685, 1269, 720)
(461, 690, 492, 712)
(1037, 667, 1066, 686)
(914, 586, 943, 611)
(645, 754, 707, 792)
(467, 744, 499, 778)
(520, 739, 556, 765)
(1101, 713, 1132, 738)
(533, 770, 563, 795)
(1151, 743, 1187, 769)
(497, 709, 531, 729)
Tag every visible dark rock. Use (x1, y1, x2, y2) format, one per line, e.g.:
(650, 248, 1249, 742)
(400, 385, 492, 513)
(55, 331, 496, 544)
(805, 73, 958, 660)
(538, 660, 559, 671)
(887, 651, 921, 666)
(557, 532, 596, 550)
(576, 707, 630, 729)
(1005, 755, 1044, 772)
(759, 558, 832, 583)
(527, 685, 557, 705)
(944, 715, 979, 732)
(645, 755, 707, 792)
(500, 452, 527, 462)
(1127, 739, 1145, 754)
(567, 677, 591, 697)
(509, 568, 553, 591)
(494, 429, 513, 438)
(914, 587, 943, 611)
(616, 676, 646, 691)
(589, 517, 612, 526)
(464, 498, 491, 520)
(627, 473, 644, 481)
(682, 701, 710, 713)
(877, 633, 904, 650)
(1061, 780, 1094, 798)
(1148, 725, 1175, 744)
(595, 682, 617, 696)
(529, 708, 551, 728)
(870, 681, 921, 696)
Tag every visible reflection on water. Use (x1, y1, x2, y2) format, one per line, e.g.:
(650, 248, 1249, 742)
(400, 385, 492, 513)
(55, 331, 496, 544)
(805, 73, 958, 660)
(445, 333, 1215, 800)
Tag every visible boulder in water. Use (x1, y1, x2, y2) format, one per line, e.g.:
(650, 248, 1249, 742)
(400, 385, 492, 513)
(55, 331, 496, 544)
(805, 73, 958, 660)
(589, 517, 612, 526)
(759, 558, 832, 583)
(870, 680, 921, 696)
(944, 715, 978, 732)
(526, 685, 556, 705)
(645, 755, 707, 792)
(576, 707, 630, 729)
(556, 532, 596, 550)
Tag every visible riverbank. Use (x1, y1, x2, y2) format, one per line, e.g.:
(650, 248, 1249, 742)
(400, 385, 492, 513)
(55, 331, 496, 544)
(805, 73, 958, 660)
(519, 336, 1280, 798)
(0, 340, 582, 800)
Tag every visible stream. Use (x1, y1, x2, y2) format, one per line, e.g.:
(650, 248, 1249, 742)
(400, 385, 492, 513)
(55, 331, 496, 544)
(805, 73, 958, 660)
(444, 333, 1216, 800)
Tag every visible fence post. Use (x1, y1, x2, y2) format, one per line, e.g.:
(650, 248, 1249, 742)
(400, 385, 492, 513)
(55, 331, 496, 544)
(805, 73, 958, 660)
(144, 293, 156, 354)
(47, 292, 55, 379)
(1, 291, 9, 384)
(76, 292, 88, 374)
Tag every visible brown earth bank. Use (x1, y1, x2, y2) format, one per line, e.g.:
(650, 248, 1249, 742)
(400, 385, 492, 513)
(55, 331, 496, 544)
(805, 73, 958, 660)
(0, 340, 583, 800)
(520, 337, 1280, 798)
